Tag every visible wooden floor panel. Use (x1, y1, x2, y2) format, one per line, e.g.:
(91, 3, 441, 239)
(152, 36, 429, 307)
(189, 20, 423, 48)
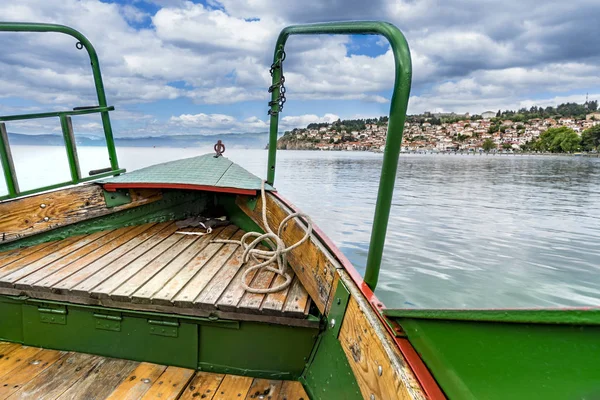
(0, 222, 310, 323)
(0, 344, 310, 400)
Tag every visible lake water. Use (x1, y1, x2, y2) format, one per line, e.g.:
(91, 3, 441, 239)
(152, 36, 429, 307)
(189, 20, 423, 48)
(3, 145, 600, 310)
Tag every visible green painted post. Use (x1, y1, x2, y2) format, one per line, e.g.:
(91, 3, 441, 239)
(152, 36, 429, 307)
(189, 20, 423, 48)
(59, 115, 81, 182)
(266, 21, 412, 290)
(0, 123, 19, 197)
(0, 22, 120, 171)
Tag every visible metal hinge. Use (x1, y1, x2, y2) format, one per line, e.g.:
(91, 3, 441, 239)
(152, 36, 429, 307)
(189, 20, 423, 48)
(94, 312, 122, 332)
(38, 304, 67, 325)
(148, 319, 179, 337)
(103, 189, 131, 208)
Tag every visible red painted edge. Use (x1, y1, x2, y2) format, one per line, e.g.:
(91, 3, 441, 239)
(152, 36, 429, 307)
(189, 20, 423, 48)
(272, 192, 446, 400)
(102, 182, 259, 196)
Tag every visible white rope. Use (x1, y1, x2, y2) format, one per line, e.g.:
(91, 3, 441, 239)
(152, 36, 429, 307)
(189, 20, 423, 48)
(213, 180, 312, 294)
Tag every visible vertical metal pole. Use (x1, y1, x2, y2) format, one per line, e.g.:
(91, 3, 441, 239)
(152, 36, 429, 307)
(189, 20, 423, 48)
(60, 115, 81, 182)
(0, 123, 19, 196)
(267, 48, 283, 185)
(267, 22, 412, 290)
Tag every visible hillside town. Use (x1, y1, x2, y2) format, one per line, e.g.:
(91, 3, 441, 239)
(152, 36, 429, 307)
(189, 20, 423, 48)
(277, 107, 600, 153)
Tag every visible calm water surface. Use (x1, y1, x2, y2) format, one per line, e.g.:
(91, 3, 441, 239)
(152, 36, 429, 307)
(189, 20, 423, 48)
(4, 146, 600, 309)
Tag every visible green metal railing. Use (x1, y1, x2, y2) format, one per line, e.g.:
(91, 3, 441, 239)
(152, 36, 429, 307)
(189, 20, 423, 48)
(0, 22, 124, 201)
(266, 21, 412, 290)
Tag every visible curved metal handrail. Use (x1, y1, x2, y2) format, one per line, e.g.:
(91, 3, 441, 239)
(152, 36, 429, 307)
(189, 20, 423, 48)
(266, 21, 412, 290)
(0, 22, 121, 199)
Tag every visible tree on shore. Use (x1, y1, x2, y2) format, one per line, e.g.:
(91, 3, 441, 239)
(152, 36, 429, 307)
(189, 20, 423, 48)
(534, 127, 580, 153)
(502, 143, 512, 151)
(581, 125, 600, 151)
(482, 138, 496, 152)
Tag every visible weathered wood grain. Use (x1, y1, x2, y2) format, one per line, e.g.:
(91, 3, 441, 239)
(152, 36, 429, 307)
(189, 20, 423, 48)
(193, 245, 244, 310)
(56, 357, 137, 400)
(132, 226, 229, 304)
(261, 271, 295, 316)
(0, 236, 82, 280)
(0, 348, 64, 400)
(215, 260, 260, 312)
(109, 231, 202, 301)
(0, 346, 42, 380)
(236, 264, 277, 314)
(140, 366, 194, 400)
(0, 232, 107, 285)
(153, 226, 237, 306)
(0, 342, 19, 359)
(178, 372, 224, 400)
(211, 375, 253, 400)
(278, 380, 309, 400)
(237, 193, 336, 314)
(68, 222, 176, 295)
(105, 362, 167, 400)
(0, 184, 162, 243)
(14, 228, 127, 290)
(32, 223, 157, 291)
(78, 224, 183, 298)
(339, 297, 424, 400)
(0, 241, 55, 268)
(171, 229, 241, 308)
(11, 352, 102, 399)
(244, 378, 283, 400)
(282, 277, 311, 317)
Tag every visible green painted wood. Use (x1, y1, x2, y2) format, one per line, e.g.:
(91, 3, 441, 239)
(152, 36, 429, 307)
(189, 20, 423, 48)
(384, 307, 600, 325)
(100, 154, 274, 192)
(394, 316, 600, 400)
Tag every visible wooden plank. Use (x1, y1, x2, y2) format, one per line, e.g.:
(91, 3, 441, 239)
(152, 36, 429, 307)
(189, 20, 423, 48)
(61, 222, 176, 295)
(0, 231, 110, 287)
(193, 244, 244, 310)
(278, 380, 309, 400)
(0, 346, 42, 380)
(0, 241, 55, 269)
(130, 226, 229, 304)
(140, 366, 194, 400)
(339, 297, 422, 400)
(178, 372, 224, 400)
(109, 231, 203, 302)
(211, 375, 253, 400)
(14, 227, 130, 290)
(0, 184, 162, 243)
(260, 271, 296, 316)
(0, 343, 20, 358)
(151, 225, 238, 306)
(236, 263, 277, 314)
(244, 378, 282, 400)
(0, 348, 64, 400)
(32, 223, 157, 291)
(281, 277, 311, 317)
(237, 193, 335, 314)
(56, 357, 137, 400)
(105, 362, 167, 400)
(0, 236, 82, 280)
(171, 229, 242, 308)
(216, 260, 261, 312)
(11, 352, 103, 399)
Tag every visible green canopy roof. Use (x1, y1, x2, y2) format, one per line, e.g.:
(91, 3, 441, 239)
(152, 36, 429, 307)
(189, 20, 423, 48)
(100, 154, 274, 194)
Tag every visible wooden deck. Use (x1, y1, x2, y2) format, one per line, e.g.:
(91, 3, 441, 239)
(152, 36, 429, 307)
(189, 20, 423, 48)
(0, 342, 309, 399)
(0, 222, 312, 326)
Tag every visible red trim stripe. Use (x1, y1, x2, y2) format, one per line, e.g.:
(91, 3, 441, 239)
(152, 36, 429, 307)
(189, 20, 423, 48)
(102, 183, 259, 196)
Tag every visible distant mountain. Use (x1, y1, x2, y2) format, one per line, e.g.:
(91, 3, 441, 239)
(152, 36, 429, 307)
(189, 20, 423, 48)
(7, 132, 274, 149)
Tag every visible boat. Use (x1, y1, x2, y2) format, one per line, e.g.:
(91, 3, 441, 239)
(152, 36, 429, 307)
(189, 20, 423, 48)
(0, 21, 598, 400)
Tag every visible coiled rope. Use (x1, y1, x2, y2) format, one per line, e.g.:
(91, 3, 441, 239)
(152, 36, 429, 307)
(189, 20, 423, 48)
(213, 181, 312, 294)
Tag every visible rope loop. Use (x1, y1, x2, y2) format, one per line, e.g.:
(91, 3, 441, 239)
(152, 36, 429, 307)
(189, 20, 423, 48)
(214, 181, 312, 294)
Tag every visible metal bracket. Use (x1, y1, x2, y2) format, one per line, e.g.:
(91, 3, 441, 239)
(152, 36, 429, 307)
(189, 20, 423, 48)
(327, 279, 350, 338)
(148, 319, 179, 338)
(103, 189, 131, 208)
(94, 312, 122, 332)
(38, 304, 67, 325)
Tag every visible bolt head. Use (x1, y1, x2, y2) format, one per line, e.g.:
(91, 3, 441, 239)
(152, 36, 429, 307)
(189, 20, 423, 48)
(43, 217, 50, 222)
(370, 394, 375, 400)
(329, 318, 336, 329)
(40, 203, 46, 208)
(378, 365, 383, 376)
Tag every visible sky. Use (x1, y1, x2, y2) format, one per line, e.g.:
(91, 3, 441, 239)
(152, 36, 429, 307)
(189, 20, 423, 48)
(1, 0, 599, 137)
